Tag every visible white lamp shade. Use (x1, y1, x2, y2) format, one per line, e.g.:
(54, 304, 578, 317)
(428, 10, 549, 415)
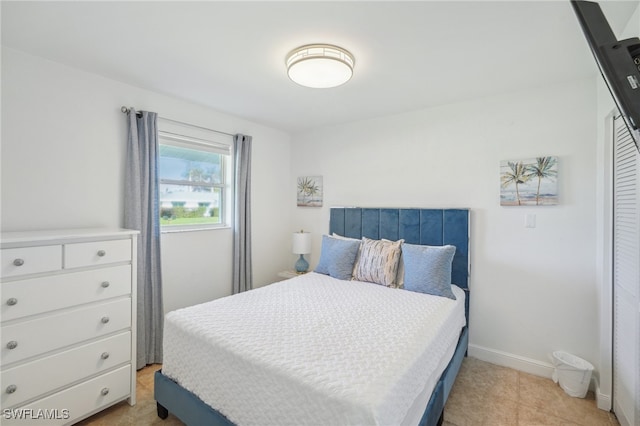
(292, 232, 312, 255)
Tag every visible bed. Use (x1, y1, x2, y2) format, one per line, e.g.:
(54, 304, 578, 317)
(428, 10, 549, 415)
(154, 207, 470, 426)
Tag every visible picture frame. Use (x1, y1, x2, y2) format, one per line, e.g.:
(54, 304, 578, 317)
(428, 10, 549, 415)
(500, 157, 558, 206)
(297, 176, 323, 207)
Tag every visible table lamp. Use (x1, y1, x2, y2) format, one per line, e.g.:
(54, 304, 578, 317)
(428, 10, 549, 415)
(292, 230, 311, 273)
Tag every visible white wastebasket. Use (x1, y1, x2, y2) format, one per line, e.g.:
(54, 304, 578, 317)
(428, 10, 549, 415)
(551, 351, 594, 398)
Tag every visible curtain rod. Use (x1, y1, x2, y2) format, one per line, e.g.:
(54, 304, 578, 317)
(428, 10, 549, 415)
(120, 106, 235, 137)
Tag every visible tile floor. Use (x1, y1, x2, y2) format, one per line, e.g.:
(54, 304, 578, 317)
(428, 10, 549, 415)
(443, 358, 619, 426)
(80, 358, 619, 426)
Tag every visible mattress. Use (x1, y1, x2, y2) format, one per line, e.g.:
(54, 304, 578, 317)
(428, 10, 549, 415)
(162, 272, 466, 426)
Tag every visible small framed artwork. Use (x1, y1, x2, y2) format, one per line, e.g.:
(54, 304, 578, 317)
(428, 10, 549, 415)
(297, 176, 323, 207)
(500, 156, 558, 206)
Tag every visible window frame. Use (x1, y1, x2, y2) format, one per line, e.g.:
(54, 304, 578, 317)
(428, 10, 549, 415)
(157, 120, 233, 233)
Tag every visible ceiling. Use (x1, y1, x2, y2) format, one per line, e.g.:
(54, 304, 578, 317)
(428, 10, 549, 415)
(2, 1, 638, 133)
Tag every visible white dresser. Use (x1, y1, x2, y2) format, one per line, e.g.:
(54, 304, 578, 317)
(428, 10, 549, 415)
(0, 228, 138, 425)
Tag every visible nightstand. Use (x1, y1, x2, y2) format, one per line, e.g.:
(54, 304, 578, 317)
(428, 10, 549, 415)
(277, 270, 306, 279)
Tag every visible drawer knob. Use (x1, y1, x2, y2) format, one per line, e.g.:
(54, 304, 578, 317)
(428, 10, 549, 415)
(101, 316, 110, 324)
(101, 281, 110, 288)
(6, 341, 18, 350)
(97, 250, 106, 257)
(101, 352, 110, 360)
(13, 259, 24, 267)
(6, 385, 17, 394)
(101, 387, 109, 396)
(6, 298, 18, 306)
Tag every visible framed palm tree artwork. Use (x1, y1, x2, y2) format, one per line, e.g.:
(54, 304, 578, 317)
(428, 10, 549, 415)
(500, 157, 558, 206)
(297, 176, 323, 207)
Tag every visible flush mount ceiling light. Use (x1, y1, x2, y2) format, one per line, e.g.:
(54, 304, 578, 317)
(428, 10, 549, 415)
(285, 44, 355, 89)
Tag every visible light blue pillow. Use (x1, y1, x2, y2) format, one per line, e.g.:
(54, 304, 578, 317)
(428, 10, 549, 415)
(402, 243, 456, 300)
(315, 235, 361, 280)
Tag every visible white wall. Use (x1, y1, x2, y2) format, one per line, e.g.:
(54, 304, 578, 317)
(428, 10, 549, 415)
(290, 78, 599, 377)
(1, 48, 293, 313)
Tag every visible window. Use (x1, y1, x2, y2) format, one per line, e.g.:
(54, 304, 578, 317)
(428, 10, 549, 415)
(158, 119, 232, 230)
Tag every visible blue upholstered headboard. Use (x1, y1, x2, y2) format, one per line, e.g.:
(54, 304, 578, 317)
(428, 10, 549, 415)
(329, 207, 471, 318)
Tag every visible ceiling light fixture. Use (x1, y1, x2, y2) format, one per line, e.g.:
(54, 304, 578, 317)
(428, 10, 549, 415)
(285, 44, 355, 89)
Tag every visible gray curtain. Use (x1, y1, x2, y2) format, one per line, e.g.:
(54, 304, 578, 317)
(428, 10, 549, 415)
(124, 109, 164, 369)
(233, 134, 253, 294)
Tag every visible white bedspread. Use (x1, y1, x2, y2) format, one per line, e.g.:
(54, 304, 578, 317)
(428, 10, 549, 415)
(162, 272, 466, 426)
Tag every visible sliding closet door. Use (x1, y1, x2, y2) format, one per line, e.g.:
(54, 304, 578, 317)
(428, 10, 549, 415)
(612, 115, 640, 426)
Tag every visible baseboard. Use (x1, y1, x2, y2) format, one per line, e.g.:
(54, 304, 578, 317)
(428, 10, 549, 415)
(468, 344, 555, 378)
(596, 385, 612, 411)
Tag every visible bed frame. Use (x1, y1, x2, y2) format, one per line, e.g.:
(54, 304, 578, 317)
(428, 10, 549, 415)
(155, 207, 470, 426)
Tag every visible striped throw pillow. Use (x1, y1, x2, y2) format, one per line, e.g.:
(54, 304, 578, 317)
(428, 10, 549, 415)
(353, 237, 404, 287)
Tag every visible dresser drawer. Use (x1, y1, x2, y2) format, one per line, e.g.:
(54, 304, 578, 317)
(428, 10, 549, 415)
(2, 265, 131, 322)
(1, 332, 131, 408)
(1, 298, 131, 366)
(1, 245, 62, 279)
(64, 239, 131, 269)
(2, 365, 131, 426)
